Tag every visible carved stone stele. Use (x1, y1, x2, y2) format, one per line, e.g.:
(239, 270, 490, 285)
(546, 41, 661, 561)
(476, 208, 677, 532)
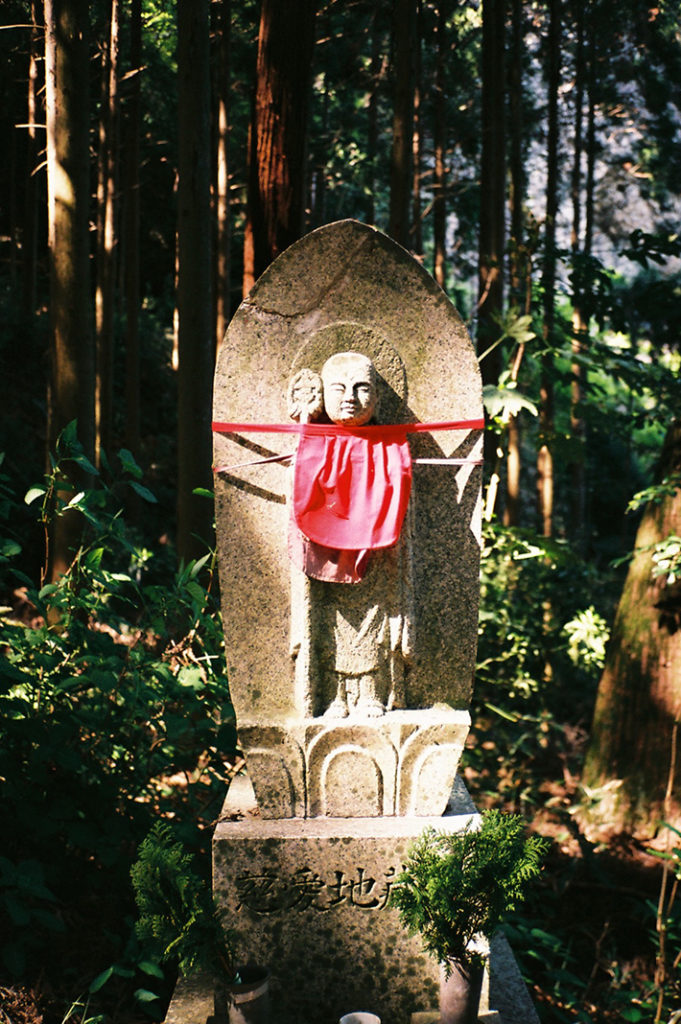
(213, 220, 483, 818)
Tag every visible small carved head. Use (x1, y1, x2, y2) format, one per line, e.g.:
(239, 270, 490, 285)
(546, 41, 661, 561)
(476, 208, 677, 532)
(321, 352, 378, 427)
(288, 368, 324, 423)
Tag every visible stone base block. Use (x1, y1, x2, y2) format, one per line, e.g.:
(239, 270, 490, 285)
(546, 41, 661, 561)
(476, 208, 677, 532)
(237, 706, 470, 819)
(212, 775, 538, 1024)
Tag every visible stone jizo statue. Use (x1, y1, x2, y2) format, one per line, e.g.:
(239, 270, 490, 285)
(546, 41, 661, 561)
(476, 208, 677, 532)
(213, 219, 483, 819)
(288, 351, 414, 720)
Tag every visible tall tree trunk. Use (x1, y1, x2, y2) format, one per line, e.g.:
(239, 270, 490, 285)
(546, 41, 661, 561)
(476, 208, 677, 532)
(242, 0, 318, 294)
(569, 0, 587, 547)
(504, 0, 526, 526)
(215, 0, 231, 352)
(537, 0, 560, 540)
(310, 69, 329, 228)
(177, 0, 214, 562)
(389, 0, 415, 249)
(478, 0, 506, 487)
(581, 421, 681, 837)
(45, 0, 95, 581)
(507, 0, 524, 308)
(432, 0, 447, 290)
(95, 0, 120, 465)
(366, 8, 383, 227)
(411, 0, 423, 255)
(123, 0, 142, 460)
(478, 0, 506, 389)
(22, 0, 41, 318)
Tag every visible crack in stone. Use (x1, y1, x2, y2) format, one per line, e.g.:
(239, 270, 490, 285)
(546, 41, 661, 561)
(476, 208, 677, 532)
(241, 232, 374, 321)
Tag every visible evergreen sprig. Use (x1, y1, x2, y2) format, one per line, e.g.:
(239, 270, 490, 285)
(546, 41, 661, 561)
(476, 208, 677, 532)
(131, 822, 236, 984)
(389, 810, 548, 971)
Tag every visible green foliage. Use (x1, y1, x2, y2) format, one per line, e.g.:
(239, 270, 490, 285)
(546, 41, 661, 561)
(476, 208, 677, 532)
(389, 810, 548, 971)
(131, 821, 236, 985)
(563, 608, 609, 672)
(0, 431, 236, 979)
(477, 522, 611, 706)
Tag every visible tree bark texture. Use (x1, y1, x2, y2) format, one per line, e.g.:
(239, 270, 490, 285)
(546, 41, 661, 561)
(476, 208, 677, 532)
(22, 0, 41, 317)
(569, 0, 587, 545)
(177, 0, 214, 561)
(123, 0, 142, 460)
(432, 0, 447, 289)
(582, 421, 681, 837)
(366, 8, 383, 227)
(508, 0, 524, 305)
(95, 0, 120, 465)
(45, 0, 95, 580)
(537, 0, 560, 539)
(411, 0, 423, 255)
(389, 0, 416, 249)
(243, 0, 317, 293)
(504, 0, 526, 526)
(477, 0, 506, 389)
(215, 0, 231, 352)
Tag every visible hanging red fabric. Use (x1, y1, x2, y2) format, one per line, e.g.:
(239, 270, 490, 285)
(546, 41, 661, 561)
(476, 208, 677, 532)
(292, 428, 412, 552)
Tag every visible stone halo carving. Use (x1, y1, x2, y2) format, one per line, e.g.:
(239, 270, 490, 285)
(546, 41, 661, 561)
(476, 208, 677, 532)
(290, 322, 409, 423)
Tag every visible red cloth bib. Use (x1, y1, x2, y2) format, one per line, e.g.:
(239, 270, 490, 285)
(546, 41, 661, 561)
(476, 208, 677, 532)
(292, 428, 412, 551)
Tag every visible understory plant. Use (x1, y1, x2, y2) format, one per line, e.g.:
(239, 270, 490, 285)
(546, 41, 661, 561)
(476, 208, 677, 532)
(0, 429, 236, 979)
(389, 809, 548, 973)
(131, 821, 237, 986)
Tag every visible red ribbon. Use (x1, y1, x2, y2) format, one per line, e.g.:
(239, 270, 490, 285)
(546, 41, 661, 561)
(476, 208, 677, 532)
(212, 418, 485, 436)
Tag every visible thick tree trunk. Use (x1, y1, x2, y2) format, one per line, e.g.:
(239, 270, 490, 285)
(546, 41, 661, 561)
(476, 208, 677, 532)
(477, 0, 506, 389)
(581, 421, 681, 837)
(45, 0, 95, 581)
(123, 0, 142, 460)
(177, 0, 214, 561)
(389, 0, 415, 249)
(95, 0, 120, 465)
(243, 0, 317, 293)
(537, 0, 560, 540)
(215, 0, 231, 352)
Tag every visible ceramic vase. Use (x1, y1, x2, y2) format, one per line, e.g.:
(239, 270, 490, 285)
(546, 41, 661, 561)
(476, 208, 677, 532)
(216, 965, 270, 1024)
(438, 959, 483, 1024)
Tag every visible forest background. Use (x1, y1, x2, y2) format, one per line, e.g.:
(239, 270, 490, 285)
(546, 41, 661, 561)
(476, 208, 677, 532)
(1, 0, 681, 1022)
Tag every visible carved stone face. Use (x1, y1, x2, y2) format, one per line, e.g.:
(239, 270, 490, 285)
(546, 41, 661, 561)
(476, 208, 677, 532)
(321, 352, 378, 427)
(288, 368, 324, 423)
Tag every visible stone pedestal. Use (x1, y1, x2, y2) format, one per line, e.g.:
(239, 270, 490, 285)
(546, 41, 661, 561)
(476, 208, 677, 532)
(238, 708, 470, 819)
(213, 775, 539, 1024)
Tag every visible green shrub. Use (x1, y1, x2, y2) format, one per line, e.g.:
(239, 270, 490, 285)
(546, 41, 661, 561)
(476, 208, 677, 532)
(0, 431, 236, 977)
(389, 809, 548, 971)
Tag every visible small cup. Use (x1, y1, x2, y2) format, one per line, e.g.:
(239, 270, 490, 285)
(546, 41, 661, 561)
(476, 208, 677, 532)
(340, 1014, 381, 1024)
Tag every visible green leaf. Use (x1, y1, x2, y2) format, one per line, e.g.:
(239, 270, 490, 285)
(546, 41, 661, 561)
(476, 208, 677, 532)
(619, 1008, 644, 1022)
(0, 539, 21, 559)
(138, 960, 165, 979)
(185, 581, 206, 604)
(89, 966, 114, 993)
(193, 487, 214, 499)
(129, 480, 157, 504)
(118, 448, 143, 480)
(177, 667, 204, 691)
(38, 583, 59, 600)
(190, 553, 211, 578)
(25, 486, 46, 505)
(72, 453, 99, 476)
(134, 988, 161, 1003)
(483, 385, 538, 422)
